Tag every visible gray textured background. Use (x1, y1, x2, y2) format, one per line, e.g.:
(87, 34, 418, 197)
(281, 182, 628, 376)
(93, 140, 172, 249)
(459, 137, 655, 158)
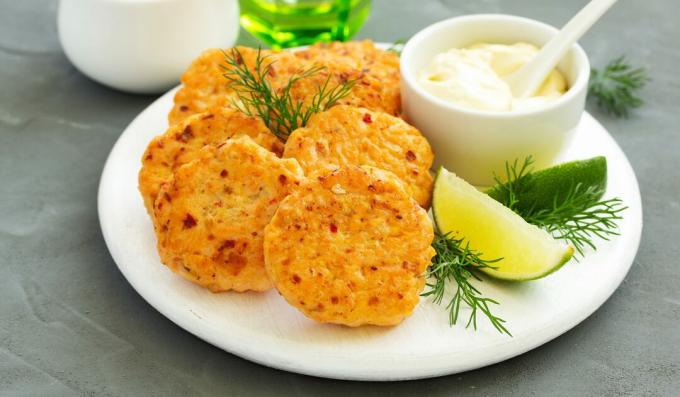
(1, 0, 678, 395)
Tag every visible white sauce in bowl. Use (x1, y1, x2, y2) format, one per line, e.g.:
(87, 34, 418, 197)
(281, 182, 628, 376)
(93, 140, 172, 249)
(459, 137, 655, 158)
(419, 43, 567, 112)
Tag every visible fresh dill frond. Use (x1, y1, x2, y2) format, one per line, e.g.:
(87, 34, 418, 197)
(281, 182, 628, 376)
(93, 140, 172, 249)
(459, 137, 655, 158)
(221, 48, 356, 141)
(423, 232, 511, 336)
(387, 39, 406, 56)
(493, 157, 626, 256)
(523, 186, 627, 256)
(492, 155, 536, 212)
(589, 56, 648, 118)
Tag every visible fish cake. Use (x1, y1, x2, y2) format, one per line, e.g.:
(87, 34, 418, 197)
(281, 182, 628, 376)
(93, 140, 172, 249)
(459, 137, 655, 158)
(283, 105, 434, 207)
(169, 41, 401, 126)
(294, 40, 401, 115)
(154, 136, 305, 292)
(168, 47, 301, 125)
(139, 106, 282, 215)
(264, 166, 435, 326)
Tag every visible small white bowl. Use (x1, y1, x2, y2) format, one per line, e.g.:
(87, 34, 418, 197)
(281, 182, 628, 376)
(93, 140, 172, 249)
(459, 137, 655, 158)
(58, 0, 240, 94)
(401, 14, 590, 186)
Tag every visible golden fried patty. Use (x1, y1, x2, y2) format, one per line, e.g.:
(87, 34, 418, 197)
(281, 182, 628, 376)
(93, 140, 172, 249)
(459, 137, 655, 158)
(264, 166, 435, 326)
(139, 106, 282, 215)
(294, 40, 401, 115)
(153, 136, 305, 292)
(168, 47, 303, 125)
(168, 41, 401, 126)
(283, 105, 434, 207)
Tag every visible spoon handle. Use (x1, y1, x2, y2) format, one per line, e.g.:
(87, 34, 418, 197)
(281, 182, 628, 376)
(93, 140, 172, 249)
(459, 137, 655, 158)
(513, 0, 618, 98)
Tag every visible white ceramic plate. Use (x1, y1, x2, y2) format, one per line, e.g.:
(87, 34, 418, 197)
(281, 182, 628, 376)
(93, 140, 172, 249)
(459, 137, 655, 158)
(98, 59, 642, 382)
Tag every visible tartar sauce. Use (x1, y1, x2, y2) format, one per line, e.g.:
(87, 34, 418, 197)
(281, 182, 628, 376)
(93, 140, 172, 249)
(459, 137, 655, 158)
(418, 43, 567, 112)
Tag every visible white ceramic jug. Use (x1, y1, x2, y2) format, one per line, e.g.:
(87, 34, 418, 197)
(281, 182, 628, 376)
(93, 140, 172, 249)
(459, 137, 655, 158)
(58, 0, 240, 94)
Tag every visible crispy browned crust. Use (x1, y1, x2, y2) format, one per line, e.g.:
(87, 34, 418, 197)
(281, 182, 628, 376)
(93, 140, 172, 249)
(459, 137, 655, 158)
(264, 166, 435, 326)
(139, 106, 282, 215)
(153, 136, 305, 292)
(283, 105, 434, 208)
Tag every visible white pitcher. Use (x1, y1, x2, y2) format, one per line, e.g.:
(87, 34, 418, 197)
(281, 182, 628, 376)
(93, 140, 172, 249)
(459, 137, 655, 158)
(58, 0, 240, 94)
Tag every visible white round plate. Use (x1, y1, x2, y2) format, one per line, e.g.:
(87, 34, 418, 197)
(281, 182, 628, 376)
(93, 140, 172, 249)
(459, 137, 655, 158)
(98, 56, 642, 382)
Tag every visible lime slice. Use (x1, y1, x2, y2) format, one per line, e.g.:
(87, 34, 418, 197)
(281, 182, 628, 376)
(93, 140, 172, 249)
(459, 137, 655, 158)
(433, 167, 573, 281)
(486, 156, 607, 213)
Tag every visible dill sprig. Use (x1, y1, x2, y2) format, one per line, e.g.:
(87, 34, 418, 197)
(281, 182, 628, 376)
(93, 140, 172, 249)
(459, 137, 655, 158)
(589, 56, 648, 118)
(493, 157, 627, 256)
(423, 232, 511, 336)
(387, 39, 406, 56)
(221, 48, 356, 141)
(524, 188, 626, 256)
(491, 156, 536, 212)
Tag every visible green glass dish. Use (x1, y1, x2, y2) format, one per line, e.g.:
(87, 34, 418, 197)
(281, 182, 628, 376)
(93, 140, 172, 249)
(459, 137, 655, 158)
(239, 0, 372, 49)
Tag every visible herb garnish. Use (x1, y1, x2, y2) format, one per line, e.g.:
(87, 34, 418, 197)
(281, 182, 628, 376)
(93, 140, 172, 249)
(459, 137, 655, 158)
(492, 157, 627, 256)
(222, 48, 356, 141)
(387, 39, 406, 56)
(424, 232, 510, 336)
(588, 56, 648, 118)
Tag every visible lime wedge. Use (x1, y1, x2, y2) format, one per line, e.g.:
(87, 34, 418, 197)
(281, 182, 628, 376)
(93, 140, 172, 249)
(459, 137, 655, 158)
(486, 156, 607, 213)
(433, 167, 573, 281)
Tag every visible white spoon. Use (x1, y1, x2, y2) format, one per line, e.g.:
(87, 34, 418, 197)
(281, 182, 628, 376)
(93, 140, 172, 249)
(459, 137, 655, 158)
(505, 0, 618, 98)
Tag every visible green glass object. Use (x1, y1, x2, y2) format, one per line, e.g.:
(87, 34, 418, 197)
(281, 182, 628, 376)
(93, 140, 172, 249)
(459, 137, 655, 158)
(239, 0, 372, 49)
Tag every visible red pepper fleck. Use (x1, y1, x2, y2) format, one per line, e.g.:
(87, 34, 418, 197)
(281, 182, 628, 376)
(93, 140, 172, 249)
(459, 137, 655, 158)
(163, 192, 172, 202)
(367, 184, 376, 192)
(182, 214, 197, 229)
(329, 223, 338, 233)
(268, 67, 277, 77)
(278, 174, 287, 184)
(218, 240, 236, 251)
(368, 296, 379, 305)
(202, 114, 215, 120)
(331, 296, 339, 304)
(179, 105, 189, 112)
(145, 153, 153, 160)
(177, 125, 193, 142)
(405, 150, 416, 161)
(292, 274, 301, 284)
(220, 169, 228, 178)
(362, 113, 372, 123)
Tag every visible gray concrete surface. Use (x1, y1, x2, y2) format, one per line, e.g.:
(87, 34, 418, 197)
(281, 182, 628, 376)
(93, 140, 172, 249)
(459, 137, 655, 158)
(1, 0, 678, 395)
